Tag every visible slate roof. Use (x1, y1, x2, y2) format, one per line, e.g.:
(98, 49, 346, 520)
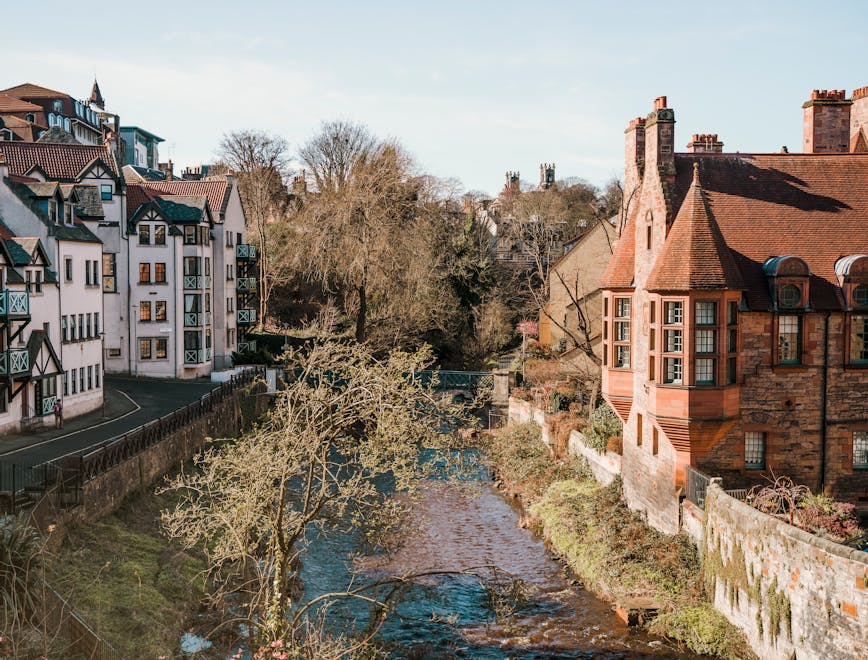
(3, 179, 101, 244)
(72, 185, 104, 218)
(142, 178, 232, 218)
(0, 142, 120, 180)
(604, 152, 868, 310)
(646, 164, 744, 292)
(126, 183, 210, 224)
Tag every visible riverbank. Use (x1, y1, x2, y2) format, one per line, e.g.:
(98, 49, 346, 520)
(484, 422, 755, 659)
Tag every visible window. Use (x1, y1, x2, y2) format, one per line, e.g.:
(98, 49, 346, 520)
(777, 315, 801, 364)
(646, 224, 652, 249)
(226, 232, 234, 247)
(652, 427, 659, 456)
(855, 285, 868, 308)
(778, 284, 801, 309)
(103, 253, 117, 292)
(154, 263, 166, 283)
(87, 366, 93, 390)
(100, 184, 112, 200)
(61, 316, 68, 343)
(665, 329, 682, 353)
(25, 270, 32, 293)
(204, 293, 211, 314)
(696, 329, 715, 354)
(95, 364, 101, 388)
(65, 258, 73, 282)
(78, 314, 84, 340)
(226, 264, 234, 280)
(33, 271, 42, 294)
(63, 372, 68, 397)
(139, 339, 152, 360)
(184, 226, 197, 245)
(745, 431, 766, 470)
(85, 260, 92, 285)
(850, 315, 868, 364)
(155, 338, 168, 359)
(695, 358, 715, 385)
(726, 356, 737, 385)
(71, 369, 77, 394)
(227, 297, 234, 313)
(637, 413, 643, 446)
(69, 317, 76, 342)
(140, 301, 152, 321)
(139, 263, 150, 283)
(139, 224, 151, 245)
(49, 200, 58, 223)
(91, 260, 98, 286)
(727, 300, 738, 326)
(86, 313, 92, 338)
(184, 257, 200, 276)
(94, 313, 100, 335)
(664, 301, 682, 325)
(695, 301, 716, 325)
(613, 297, 631, 369)
(664, 357, 682, 384)
(204, 257, 210, 277)
(64, 202, 74, 225)
(79, 368, 85, 393)
(854, 432, 868, 469)
(155, 300, 167, 321)
(154, 225, 166, 245)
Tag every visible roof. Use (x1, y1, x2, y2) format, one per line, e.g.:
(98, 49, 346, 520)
(37, 126, 80, 144)
(119, 125, 164, 142)
(126, 183, 210, 224)
(601, 204, 637, 289)
(0, 115, 45, 142)
(0, 142, 120, 180)
(3, 179, 102, 244)
(0, 95, 43, 113)
(0, 83, 69, 99)
(72, 185, 104, 218)
(608, 152, 868, 309)
(646, 163, 744, 292)
(141, 178, 232, 218)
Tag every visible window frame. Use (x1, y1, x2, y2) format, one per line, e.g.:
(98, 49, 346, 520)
(854, 431, 868, 470)
(745, 431, 766, 470)
(777, 314, 802, 365)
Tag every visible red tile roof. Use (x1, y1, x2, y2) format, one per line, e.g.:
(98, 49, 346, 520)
(0, 142, 119, 180)
(0, 83, 69, 99)
(647, 163, 744, 292)
(601, 205, 637, 289)
(140, 179, 231, 217)
(672, 153, 868, 310)
(0, 95, 43, 113)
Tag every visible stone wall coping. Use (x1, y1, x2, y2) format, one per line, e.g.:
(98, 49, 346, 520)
(707, 483, 868, 565)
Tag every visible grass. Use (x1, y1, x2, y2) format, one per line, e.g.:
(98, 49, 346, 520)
(485, 423, 755, 659)
(49, 485, 208, 658)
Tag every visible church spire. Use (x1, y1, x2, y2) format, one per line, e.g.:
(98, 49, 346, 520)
(90, 78, 104, 108)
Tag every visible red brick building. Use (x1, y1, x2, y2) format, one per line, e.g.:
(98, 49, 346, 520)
(601, 92, 868, 533)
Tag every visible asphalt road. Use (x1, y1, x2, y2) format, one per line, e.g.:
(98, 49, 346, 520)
(0, 376, 218, 465)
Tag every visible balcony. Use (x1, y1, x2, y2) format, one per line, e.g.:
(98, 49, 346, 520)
(0, 348, 30, 376)
(238, 340, 257, 353)
(183, 347, 212, 365)
(237, 309, 257, 326)
(236, 243, 257, 261)
(183, 275, 212, 290)
(40, 395, 57, 417)
(236, 277, 257, 294)
(183, 312, 212, 327)
(0, 290, 30, 319)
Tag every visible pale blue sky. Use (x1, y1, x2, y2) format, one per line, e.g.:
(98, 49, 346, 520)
(3, 0, 866, 195)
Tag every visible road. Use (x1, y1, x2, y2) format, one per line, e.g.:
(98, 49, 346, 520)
(0, 376, 218, 465)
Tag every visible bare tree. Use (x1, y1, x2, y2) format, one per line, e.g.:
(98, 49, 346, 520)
(217, 130, 290, 324)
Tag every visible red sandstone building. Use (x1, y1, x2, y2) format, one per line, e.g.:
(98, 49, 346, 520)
(601, 90, 868, 533)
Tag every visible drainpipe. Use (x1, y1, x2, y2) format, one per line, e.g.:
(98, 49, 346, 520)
(818, 312, 831, 493)
(174, 234, 179, 379)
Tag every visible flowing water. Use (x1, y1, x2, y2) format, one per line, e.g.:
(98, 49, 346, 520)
(298, 469, 701, 658)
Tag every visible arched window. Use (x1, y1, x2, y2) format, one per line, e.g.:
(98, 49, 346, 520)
(63, 117, 71, 132)
(835, 255, 868, 364)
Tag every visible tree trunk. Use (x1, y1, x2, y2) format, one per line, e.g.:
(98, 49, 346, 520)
(355, 283, 367, 342)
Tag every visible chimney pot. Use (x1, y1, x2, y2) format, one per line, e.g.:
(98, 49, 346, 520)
(653, 96, 668, 110)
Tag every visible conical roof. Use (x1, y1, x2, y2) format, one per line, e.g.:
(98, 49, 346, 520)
(646, 163, 744, 292)
(90, 79, 104, 108)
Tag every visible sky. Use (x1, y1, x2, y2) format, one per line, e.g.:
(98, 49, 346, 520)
(3, 0, 867, 196)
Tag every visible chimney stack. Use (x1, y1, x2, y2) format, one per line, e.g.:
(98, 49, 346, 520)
(850, 86, 868, 152)
(803, 89, 851, 153)
(291, 170, 308, 195)
(624, 117, 646, 196)
(686, 133, 724, 153)
(645, 95, 676, 178)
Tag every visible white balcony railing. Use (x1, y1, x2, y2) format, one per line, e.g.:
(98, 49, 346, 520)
(183, 275, 212, 290)
(183, 312, 212, 327)
(236, 277, 257, 293)
(236, 244, 257, 260)
(0, 290, 30, 317)
(0, 348, 30, 376)
(40, 395, 57, 416)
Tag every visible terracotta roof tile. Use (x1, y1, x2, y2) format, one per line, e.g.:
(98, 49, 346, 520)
(0, 95, 43, 113)
(647, 163, 744, 292)
(667, 153, 868, 310)
(601, 206, 636, 289)
(0, 83, 68, 99)
(0, 142, 119, 180)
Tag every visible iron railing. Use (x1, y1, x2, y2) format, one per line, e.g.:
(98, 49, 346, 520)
(182, 275, 211, 290)
(0, 347, 30, 376)
(236, 243, 257, 260)
(236, 277, 257, 293)
(0, 461, 81, 515)
(685, 465, 711, 509)
(0, 289, 29, 317)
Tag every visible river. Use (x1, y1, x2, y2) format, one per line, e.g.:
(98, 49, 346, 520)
(298, 473, 700, 658)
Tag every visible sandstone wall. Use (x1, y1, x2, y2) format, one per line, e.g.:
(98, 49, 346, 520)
(567, 429, 621, 485)
(705, 484, 868, 660)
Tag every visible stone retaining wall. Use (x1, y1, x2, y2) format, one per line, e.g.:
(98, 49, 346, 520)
(567, 430, 621, 485)
(704, 483, 868, 660)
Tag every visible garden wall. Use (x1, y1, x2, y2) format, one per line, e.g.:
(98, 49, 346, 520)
(567, 430, 621, 486)
(704, 483, 868, 660)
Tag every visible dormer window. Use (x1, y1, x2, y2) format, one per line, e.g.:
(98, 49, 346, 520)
(778, 284, 802, 309)
(854, 284, 868, 309)
(24, 113, 34, 123)
(49, 200, 58, 223)
(834, 256, 868, 365)
(53, 100, 63, 113)
(64, 202, 74, 225)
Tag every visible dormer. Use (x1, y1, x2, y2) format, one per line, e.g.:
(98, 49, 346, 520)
(835, 255, 868, 310)
(762, 256, 810, 311)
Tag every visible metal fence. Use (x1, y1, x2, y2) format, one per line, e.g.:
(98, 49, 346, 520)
(0, 461, 81, 515)
(45, 587, 124, 660)
(685, 465, 711, 509)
